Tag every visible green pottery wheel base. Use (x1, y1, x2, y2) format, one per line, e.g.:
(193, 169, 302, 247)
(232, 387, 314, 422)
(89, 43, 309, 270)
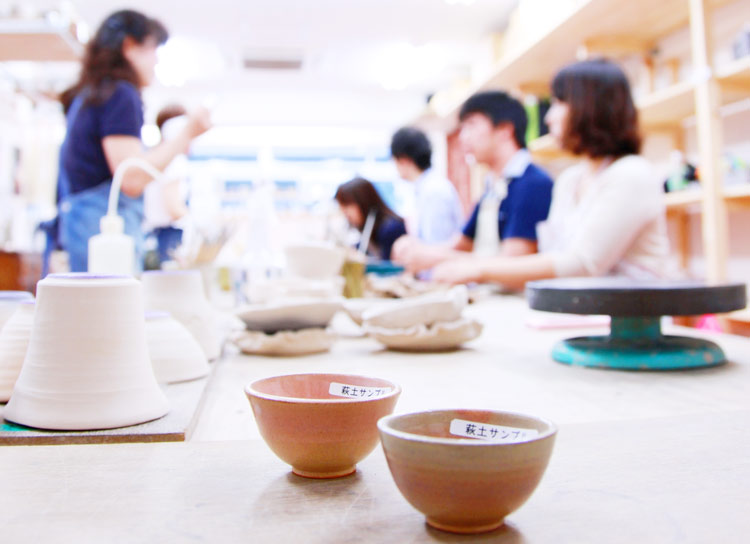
(552, 317, 726, 370)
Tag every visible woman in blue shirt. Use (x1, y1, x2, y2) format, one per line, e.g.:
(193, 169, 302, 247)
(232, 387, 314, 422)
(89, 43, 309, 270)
(57, 10, 210, 272)
(334, 177, 407, 261)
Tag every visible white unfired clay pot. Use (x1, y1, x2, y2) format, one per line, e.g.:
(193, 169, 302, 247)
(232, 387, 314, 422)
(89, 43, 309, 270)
(145, 311, 210, 383)
(141, 270, 221, 360)
(0, 301, 35, 402)
(4, 274, 169, 430)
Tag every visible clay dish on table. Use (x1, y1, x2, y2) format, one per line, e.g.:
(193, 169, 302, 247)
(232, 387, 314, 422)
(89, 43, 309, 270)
(365, 318, 483, 352)
(235, 299, 343, 334)
(4, 274, 169, 430)
(361, 285, 468, 330)
(232, 328, 336, 357)
(378, 409, 557, 534)
(0, 300, 35, 402)
(245, 373, 401, 478)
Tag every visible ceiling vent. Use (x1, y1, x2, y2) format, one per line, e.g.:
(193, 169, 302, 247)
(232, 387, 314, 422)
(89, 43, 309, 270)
(242, 49, 303, 71)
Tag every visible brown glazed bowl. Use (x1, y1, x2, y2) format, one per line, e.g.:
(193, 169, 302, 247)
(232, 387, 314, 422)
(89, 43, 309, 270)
(246, 373, 401, 478)
(378, 409, 556, 534)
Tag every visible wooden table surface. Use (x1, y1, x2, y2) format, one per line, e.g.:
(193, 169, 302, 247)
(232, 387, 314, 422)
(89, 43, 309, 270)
(2, 295, 749, 543)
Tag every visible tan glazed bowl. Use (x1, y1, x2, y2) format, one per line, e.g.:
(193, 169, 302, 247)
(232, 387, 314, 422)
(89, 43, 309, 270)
(378, 409, 557, 534)
(246, 373, 401, 478)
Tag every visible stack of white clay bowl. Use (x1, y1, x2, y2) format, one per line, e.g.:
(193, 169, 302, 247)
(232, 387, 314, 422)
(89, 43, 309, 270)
(144, 311, 210, 384)
(0, 300, 35, 402)
(231, 243, 347, 356)
(4, 274, 169, 430)
(361, 285, 483, 352)
(141, 270, 222, 361)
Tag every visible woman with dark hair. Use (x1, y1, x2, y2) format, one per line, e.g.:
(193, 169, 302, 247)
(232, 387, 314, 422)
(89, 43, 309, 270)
(56, 10, 211, 272)
(432, 58, 671, 287)
(334, 178, 407, 261)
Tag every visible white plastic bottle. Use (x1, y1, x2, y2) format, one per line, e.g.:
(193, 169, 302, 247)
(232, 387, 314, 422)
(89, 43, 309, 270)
(88, 214, 135, 275)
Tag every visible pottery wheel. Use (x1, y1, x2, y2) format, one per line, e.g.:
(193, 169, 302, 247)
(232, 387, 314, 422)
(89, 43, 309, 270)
(526, 278, 747, 370)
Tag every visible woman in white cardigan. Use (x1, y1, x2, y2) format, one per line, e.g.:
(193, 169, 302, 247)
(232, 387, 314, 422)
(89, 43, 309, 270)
(433, 58, 672, 287)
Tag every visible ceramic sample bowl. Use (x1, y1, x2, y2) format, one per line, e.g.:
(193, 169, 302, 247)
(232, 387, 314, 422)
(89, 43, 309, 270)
(284, 243, 346, 279)
(4, 274, 169, 430)
(0, 300, 35, 402)
(378, 409, 557, 534)
(141, 270, 222, 360)
(246, 373, 401, 478)
(145, 311, 210, 383)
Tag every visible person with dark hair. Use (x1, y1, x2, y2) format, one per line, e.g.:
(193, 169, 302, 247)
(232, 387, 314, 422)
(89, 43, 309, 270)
(390, 127, 463, 243)
(334, 178, 407, 261)
(56, 10, 211, 272)
(431, 59, 671, 287)
(392, 91, 553, 273)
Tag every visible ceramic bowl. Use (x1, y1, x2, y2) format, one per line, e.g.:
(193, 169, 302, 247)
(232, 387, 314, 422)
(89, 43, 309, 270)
(362, 285, 468, 329)
(4, 274, 169, 430)
(145, 311, 210, 383)
(235, 298, 343, 333)
(0, 291, 33, 331)
(0, 300, 35, 402)
(284, 243, 346, 279)
(141, 270, 222, 360)
(378, 409, 557, 534)
(246, 373, 401, 478)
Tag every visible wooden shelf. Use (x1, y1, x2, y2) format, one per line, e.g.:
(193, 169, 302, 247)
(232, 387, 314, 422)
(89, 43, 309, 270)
(664, 189, 703, 212)
(435, 0, 734, 123)
(716, 55, 750, 93)
(637, 81, 696, 128)
(723, 184, 750, 207)
(0, 19, 83, 61)
(527, 134, 574, 161)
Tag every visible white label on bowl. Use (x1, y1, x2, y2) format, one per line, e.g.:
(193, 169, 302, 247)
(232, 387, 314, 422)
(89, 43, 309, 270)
(329, 382, 392, 399)
(449, 418, 539, 443)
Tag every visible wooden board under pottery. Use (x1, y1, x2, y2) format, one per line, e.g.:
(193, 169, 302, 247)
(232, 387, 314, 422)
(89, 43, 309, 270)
(0, 375, 212, 445)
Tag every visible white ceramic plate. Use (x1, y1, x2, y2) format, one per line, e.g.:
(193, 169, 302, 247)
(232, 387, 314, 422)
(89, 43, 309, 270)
(342, 298, 401, 326)
(364, 318, 483, 352)
(362, 285, 468, 330)
(232, 328, 336, 356)
(235, 298, 343, 333)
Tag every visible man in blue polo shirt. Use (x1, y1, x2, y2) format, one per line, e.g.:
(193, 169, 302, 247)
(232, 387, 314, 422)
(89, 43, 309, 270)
(392, 91, 552, 273)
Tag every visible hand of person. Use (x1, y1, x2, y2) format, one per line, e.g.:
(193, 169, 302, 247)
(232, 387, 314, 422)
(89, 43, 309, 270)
(183, 107, 213, 140)
(432, 257, 481, 285)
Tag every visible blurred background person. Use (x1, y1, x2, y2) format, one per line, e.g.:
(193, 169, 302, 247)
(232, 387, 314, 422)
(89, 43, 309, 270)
(334, 177, 407, 261)
(392, 91, 553, 273)
(432, 59, 671, 288)
(390, 126, 463, 244)
(56, 9, 211, 272)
